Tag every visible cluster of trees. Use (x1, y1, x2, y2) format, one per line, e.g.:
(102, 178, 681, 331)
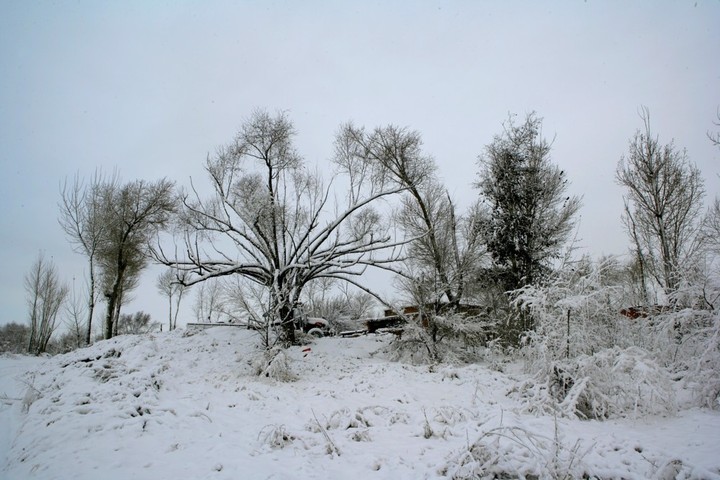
(0, 311, 154, 354)
(19, 107, 718, 355)
(58, 173, 174, 342)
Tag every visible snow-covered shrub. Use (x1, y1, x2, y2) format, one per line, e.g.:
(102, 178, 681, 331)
(658, 309, 720, 409)
(21, 384, 40, 414)
(0, 322, 30, 353)
(514, 256, 634, 371)
(686, 312, 720, 409)
(310, 406, 393, 430)
(257, 424, 297, 449)
(433, 314, 496, 362)
(388, 320, 439, 364)
(250, 346, 296, 382)
(628, 305, 720, 409)
(389, 314, 495, 365)
(511, 346, 676, 420)
(442, 421, 590, 479)
(318, 407, 371, 430)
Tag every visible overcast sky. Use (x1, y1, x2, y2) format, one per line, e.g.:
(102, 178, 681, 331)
(1, 1, 718, 329)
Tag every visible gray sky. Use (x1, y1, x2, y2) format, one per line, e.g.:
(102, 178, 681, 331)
(1, 1, 718, 329)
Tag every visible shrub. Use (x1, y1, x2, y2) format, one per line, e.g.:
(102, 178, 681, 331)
(511, 346, 676, 420)
(250, 346, 296, 382)
(0, 322, 30, 353)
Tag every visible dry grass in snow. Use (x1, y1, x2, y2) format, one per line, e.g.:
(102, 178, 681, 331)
(1, 327, 719, 479)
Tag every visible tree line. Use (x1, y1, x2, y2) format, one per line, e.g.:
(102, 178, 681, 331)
(11, 107, 718, 354)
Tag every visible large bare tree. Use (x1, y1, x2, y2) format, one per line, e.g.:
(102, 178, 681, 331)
(616, 108, 705, 297)
(159, 110, 408, 345)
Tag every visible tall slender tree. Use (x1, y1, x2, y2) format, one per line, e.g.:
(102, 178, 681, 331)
(59, 171, 111, 344)
(156, 268, 187, 331)
(616, 108, 705, 297)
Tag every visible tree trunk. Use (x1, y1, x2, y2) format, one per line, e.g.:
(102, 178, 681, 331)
(104, 293, 115, 340)
(279, 304, 296, 346)
(112, 292, 122, 337)
(168, 295, 173, 331)
(85, 257, 96, 345)
(104, 262, 126, 340)
(172, 289, 183, 330)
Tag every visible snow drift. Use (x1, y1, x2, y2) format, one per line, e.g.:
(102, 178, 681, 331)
(1, 327, 719, 479)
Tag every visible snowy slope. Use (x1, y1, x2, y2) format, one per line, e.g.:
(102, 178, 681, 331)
(1, 328, 719, 479)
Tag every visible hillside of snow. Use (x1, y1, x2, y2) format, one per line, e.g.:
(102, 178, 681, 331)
(1, 327, 719, 479)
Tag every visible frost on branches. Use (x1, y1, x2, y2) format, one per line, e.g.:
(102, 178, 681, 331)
(508, 256, 719, 418)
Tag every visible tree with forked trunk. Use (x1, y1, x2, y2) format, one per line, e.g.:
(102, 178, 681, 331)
(98, 178, 175, 339)
(158, 110, 409, 346)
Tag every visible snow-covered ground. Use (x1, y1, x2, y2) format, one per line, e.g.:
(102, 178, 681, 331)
(1, 328, 719, 479)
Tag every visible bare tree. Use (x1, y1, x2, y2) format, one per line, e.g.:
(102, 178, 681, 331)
(302, 278, 376, 332)
(98, 178, 175, 339)
(336, 124, 485, 314)
(708, 107, 720, 148)
(702, 199, 720, 263)
(116, 311, 158, 335)
(59, 171, 111, 345)
(63, 277, 86, 350)
(301, 276, 337, 318)
(156, 268, 187, 331)
(159, 110, 408, 346)
(193, 278, 225, 323)
(616, 108, 705, 297)
(25, 253, 68, 354)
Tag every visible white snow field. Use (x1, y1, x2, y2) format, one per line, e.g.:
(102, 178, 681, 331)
(1, 327, 719, 479)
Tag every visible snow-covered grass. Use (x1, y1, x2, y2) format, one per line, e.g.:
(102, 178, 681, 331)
(1, 327, 719, 479)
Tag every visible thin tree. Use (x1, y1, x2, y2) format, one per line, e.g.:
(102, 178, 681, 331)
(63, 276, 86, 350)
(616, 108, 705, 297)
(25, 253, 68, 354)
(58, 171, 111, 345)
(98, 178, 175, 339)
(158, 110, 408, 346)
(193, 279, 225, 324)
(157, 268, 187, 331)
(708, 107, 720, 148)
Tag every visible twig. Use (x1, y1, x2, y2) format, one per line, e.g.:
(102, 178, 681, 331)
(311, 408, 341, 457)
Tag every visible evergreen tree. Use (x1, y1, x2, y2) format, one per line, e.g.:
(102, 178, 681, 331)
(476, 113, 581, 340)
